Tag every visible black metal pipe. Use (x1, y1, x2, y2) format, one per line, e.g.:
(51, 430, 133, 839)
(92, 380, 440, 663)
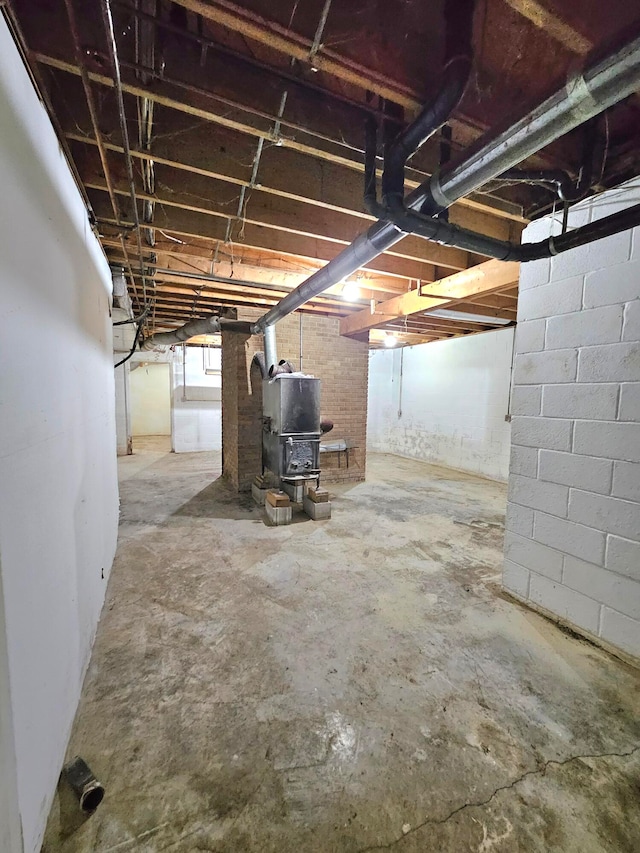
(62, 757, 104, 813)
(517, 203, 640, 261)
(380, 200, 640, 264)
(382, 55, 472, 209)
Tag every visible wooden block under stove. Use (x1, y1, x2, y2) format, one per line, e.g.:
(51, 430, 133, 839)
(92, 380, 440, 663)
(266, 489, 291, 507)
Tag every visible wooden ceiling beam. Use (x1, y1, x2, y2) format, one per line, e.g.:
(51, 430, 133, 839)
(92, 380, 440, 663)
(68, 132, 524, 240)
(92, 200, 441, 282)
(83, 175, 476, 272)
(100, 236, 409, 296)
(503, 0, 591, 56)
(340, 260, 520, 337)
(124, 275, 355, 317)
(167, 0, 425, 113)
(37, 54, 525, 225)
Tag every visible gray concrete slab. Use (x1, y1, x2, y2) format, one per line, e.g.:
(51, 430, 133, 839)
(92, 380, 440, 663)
(42, 445, 640, 852)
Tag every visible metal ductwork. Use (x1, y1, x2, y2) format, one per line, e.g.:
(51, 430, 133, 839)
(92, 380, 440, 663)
(251, 25, 640, 336)
(141, 315, 253, 350)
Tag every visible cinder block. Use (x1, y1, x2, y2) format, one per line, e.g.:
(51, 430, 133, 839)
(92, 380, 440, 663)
(563, 556, 640, 621)
(574, 421, 640, 464)
(264, 501, 292, 526)
(605, 535, 640, 582)
(511, 416, 572, 451)
(504, 531, 563, 580)
(538, 450, 613, 495)
(534, 510, 606, 565)
(518, 276, 582, 322)
(589, 180, 640, 221)
(303, 495, 331, 520)
(508, 473, 568, 518)
(514, 350, 577, 385)
(612, 461, 640, 502)
(252, 482, 267, 506)
(552, 229, 631, 280)
(622, 300, 640, 342)
(545, 306, 624, 350)
(282, 480, 305, 503)
(599, 607, 640, 658)
(515, 320, 546, 353)
(569, 489, 640, 542)
(541, 383, 618, 421)
(511, 386, 542, 417)
(577, 342, 640, 383)
(502, 559, 530, 598)
(509, 445, 538, 478)
(619, 383, 640, 421)
(529, 573, 601, 635)
(518, 257, 550, 291)
(504, 502, 534, 538)
(583, 260, 640, 308)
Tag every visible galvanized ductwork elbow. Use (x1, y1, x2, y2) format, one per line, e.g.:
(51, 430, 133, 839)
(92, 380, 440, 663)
(141, 315, 254, 350)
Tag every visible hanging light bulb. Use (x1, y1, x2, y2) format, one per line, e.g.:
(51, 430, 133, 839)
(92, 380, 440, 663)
(384, 333, 398, 348)
(341, 280, 361, 302)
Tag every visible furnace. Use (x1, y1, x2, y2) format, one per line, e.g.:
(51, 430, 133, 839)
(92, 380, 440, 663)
(262, 373, 322, 491)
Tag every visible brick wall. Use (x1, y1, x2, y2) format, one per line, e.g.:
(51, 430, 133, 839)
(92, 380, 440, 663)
(222, 308, 369, 491)
(503, 177, 640, 661)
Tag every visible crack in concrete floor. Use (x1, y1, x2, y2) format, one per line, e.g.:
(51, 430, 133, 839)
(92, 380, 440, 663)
(357, 746, 640, 852)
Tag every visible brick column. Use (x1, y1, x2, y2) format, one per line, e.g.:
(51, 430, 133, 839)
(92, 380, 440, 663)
(222, 329, 262, 491)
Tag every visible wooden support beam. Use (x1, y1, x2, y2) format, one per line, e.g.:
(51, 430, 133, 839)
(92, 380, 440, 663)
(419, 260, 521, 300)
(68, 131, 524, 240)
(92, 200, 440, 282)
(83, 172, 476, 271)
(340, 260, 520, 337)
(168, 0, 424, 112)
(101, 236, 408, 296)
(37, 54, 525, 225)
(503, 0, 591, 55)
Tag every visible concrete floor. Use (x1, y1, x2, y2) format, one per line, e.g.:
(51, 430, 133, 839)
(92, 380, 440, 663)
(43, 443, 640, 852)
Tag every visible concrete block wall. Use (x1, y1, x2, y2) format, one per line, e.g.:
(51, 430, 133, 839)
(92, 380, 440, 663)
(222, 309, 369, 491)
(503, 178, 640, 661)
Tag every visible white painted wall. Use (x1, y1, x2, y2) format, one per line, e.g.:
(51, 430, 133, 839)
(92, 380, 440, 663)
(367, 329, 514, 481)
(0, 17, 119, 852)
(0, 566, 22, 853)
(130, 363, 171, 436)
(503, 178, 640, 660)
(172, 346, 222, 452)
(114, 362, 132, 454)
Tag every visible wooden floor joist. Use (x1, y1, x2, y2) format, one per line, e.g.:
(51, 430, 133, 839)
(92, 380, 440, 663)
(340, 260, 520, 338)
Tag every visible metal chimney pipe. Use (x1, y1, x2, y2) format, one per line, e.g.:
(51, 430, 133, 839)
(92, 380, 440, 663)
(251, 29, 640, 335)
(263, 324, 278, 375)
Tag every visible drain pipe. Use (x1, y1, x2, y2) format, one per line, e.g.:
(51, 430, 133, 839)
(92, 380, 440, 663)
(251, 26, 640, 334)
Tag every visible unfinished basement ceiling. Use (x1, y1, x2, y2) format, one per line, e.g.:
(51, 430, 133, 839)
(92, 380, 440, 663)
(7, 0, 640, 345)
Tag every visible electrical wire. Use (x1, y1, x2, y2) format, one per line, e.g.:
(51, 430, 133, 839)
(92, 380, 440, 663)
(113, 305, 150, 326)
(114, 319, 144, 367)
